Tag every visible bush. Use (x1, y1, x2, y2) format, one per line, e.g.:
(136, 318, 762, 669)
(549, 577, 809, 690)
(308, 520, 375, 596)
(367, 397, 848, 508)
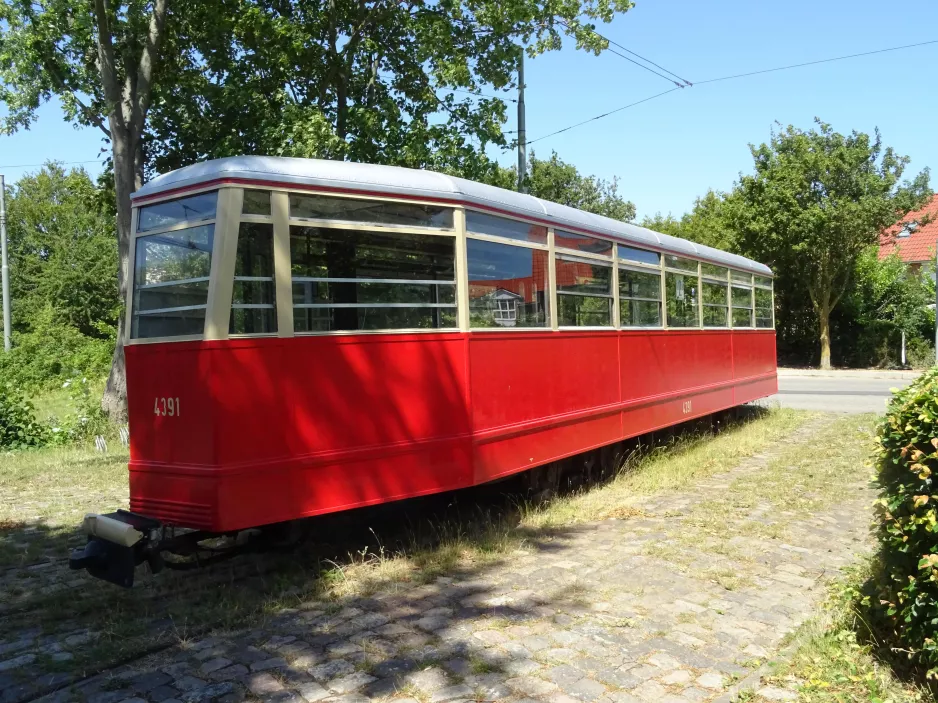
(871, 367, 938, 677)
(0, 385, 49, 449)
(49, 377, 111, 444)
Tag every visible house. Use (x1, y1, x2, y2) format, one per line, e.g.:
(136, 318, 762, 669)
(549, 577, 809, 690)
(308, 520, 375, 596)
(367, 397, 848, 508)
(879, 193, 938, 272)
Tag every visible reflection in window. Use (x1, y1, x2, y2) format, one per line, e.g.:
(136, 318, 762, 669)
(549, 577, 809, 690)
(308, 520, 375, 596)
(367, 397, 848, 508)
(732, 285, 753, 327)
(665, 254, 698, 273)
(618, 245, 660, 266)
(290, 227, 456, 332)
(619, 268, 661, 327)
(132, 225, 214, 338)
(754, 275, 773, 288)
(731, 270, 752, 284)
(465, 211, 547, 244)
(467, 238, 548, 328)
(230, 223, 276, 334)
(701, 263, 728, 280)
(755, 287, 774, 328)
(666, 271, 699, 327)
(290, 194, 453, 228)
(702, 281, 728, 327)
(138, 192, 217, 232)
(554, 230, 613, 256)
(556, 255, 612, 327)
(242, 190, 272, 216)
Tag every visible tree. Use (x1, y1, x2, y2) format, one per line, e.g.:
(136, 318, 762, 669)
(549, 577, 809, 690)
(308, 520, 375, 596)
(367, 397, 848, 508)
(512, 151, 636, 221)
(639, 212, 683, 237)
(727, 119, 931, 369)
(0, 0, 634, 417)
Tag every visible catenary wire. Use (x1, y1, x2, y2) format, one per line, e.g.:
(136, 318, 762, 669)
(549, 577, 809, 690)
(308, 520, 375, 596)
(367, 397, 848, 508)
(522, 38, 938, 145)
(0, 159, 101, 169)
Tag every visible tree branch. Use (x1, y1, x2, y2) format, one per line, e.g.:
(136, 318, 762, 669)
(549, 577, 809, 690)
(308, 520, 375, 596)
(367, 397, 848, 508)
(132, 0, 169, 136)
(93, 0, 125, 133)
(40, 58, 112, 139)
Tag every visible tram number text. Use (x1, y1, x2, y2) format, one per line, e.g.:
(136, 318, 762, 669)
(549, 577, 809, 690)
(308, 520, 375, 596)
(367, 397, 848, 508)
(154, 397, 180, 417)
(681, 400, 692, 415)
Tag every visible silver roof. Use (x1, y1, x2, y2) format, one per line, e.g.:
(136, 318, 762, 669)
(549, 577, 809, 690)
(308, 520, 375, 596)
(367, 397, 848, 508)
(133, 156, 771, 276)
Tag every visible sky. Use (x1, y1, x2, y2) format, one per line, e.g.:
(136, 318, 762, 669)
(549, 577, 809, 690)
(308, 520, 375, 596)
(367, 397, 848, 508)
(0, 0, 936, 220)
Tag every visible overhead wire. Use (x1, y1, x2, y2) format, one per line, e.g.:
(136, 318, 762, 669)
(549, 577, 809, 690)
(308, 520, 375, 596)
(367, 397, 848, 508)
(0, 159, 101, 169)
(522, 38, 938, 145)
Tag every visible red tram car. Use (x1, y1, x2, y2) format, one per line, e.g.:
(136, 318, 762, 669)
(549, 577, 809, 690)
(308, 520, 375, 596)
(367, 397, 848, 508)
(70, 157, 776, 586)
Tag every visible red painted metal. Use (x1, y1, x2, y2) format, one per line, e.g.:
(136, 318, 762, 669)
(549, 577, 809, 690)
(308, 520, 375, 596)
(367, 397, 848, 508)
(126, 330, 777, 532)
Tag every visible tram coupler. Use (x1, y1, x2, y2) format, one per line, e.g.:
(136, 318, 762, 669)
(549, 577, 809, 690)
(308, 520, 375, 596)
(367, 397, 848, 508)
(68, 510, 163, 588)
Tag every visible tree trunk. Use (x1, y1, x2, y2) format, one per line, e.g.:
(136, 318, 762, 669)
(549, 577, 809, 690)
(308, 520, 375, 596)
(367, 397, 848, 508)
(101, 134, 136, 422)
(818, 303, 832, 370)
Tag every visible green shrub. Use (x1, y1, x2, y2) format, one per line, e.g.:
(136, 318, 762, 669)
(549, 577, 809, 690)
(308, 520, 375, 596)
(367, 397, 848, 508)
(0, 385, 49, 449)
(872, 367, 938, 677)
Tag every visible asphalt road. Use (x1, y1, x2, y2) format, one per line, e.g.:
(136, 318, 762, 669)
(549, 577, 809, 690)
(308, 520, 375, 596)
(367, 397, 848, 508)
(768, 373, 917, 413)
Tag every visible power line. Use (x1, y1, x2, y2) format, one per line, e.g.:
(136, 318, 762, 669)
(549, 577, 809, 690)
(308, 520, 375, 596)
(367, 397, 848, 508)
(0, 159, 101, 169)
(694, 38, 938, 85)
(522, 38, 938, 145)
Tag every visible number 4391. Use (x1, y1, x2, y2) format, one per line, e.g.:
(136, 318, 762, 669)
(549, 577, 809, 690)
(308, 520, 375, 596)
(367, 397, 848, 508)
(154, 397, 180, 417)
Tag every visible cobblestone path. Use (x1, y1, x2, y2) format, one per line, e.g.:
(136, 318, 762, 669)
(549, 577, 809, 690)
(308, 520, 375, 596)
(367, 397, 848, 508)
(4, 415, 875, 703)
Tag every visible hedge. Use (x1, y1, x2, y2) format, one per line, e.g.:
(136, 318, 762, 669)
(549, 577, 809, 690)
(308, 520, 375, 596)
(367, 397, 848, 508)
(873, 366, 938, 677)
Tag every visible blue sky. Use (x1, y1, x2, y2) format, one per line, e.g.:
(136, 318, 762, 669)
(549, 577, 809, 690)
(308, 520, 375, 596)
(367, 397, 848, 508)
(1, 0, 936, 219)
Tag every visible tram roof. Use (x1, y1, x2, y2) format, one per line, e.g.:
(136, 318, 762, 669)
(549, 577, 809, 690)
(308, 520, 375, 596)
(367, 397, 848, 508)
(133, 156, 772, 276)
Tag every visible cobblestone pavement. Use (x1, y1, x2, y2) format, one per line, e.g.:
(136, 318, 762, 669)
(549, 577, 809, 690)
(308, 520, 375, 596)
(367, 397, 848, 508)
(3, 415, 874, 703)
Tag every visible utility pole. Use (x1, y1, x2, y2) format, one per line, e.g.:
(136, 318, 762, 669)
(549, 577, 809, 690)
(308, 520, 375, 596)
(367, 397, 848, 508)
(517, 50, 526, 194)
(0, 175, 9, 352)
(934, 244, 937, 362)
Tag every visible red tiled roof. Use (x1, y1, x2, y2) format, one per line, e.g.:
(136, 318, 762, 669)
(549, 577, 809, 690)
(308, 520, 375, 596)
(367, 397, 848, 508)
(879, 194, 938, 263)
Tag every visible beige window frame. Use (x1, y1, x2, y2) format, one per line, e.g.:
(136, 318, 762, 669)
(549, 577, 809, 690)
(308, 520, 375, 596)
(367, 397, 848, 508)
(616, 245, 663, 330)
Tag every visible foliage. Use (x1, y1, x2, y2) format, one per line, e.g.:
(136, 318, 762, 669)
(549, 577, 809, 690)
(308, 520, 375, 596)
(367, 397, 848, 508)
(727, 119, 931, 369)
(0, 384, 49, 449)
(49, 377, 112, 444)
(870, 368, 938, 679)
(640, 190, 735, 250)
(521, 151, 635, 222)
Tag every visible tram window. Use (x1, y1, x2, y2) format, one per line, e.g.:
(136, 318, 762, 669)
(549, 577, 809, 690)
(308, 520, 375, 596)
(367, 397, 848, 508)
(290, 227, 456, 332)
(731, 270, 752, 285)
(731, 285, 753, 327)
(556, 255, 613, 327)
(665, 271, 699, 327)
(702, 281, 729, 327)
(664, 255, 698, 273)
(230, 223, 276, 334)
(619, 268, 661, 327)
(554, 230, 613, 256)
(138, 192, 217, 232)
(465, 211, 547, 244)
(701, 263, 728, 280)
(755, 287, 774, 328)
(618, 245, 660, 266)
(290, 194, 453, 229)
(242, 190, 272, 216)
(754, 275, 773, 288)
(467, 239, 549, 328)
(131, 224, 213, 338)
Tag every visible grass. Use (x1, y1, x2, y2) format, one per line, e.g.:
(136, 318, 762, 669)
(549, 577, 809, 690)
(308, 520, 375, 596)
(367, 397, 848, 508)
(760, 562, 934, 703)
(0, 406, 812, 684)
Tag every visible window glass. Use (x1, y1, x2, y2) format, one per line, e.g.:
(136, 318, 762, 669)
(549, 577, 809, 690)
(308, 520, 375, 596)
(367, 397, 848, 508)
(755, 287, 774, 328)
(665, 271, 699, 327)
(138, 192, 217, 232)
(242, 190, 272, 216)
(290, 227, 456, 332)
(665, 254, 698, 273)
(619, 268, 661, 327)
(702, 281, 728, 327)
(466, 211, 547, 244)
(132, 225, 214, 338)
(701, 263, 728, 280)
(618, 245, 660, 267)
(556, 255, 613, 327)
(731, 270, 752, 284)
(732, 285, 753, 327)
(230, 223, 276, 334)
(290, 194, 453, 229)
(754, 275, 773, 288)
(467, 239, 549, 328)
(554, 230, 613, 256)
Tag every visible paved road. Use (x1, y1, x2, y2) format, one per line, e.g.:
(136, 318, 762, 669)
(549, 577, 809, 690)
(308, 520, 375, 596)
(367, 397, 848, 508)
(770, 372, 917, 413)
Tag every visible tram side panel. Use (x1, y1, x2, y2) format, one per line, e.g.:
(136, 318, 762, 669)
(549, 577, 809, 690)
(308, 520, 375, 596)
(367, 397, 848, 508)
(468, 330, 621, 484)
(731, 330, 778, 403)
(210, 334, 474, 531)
